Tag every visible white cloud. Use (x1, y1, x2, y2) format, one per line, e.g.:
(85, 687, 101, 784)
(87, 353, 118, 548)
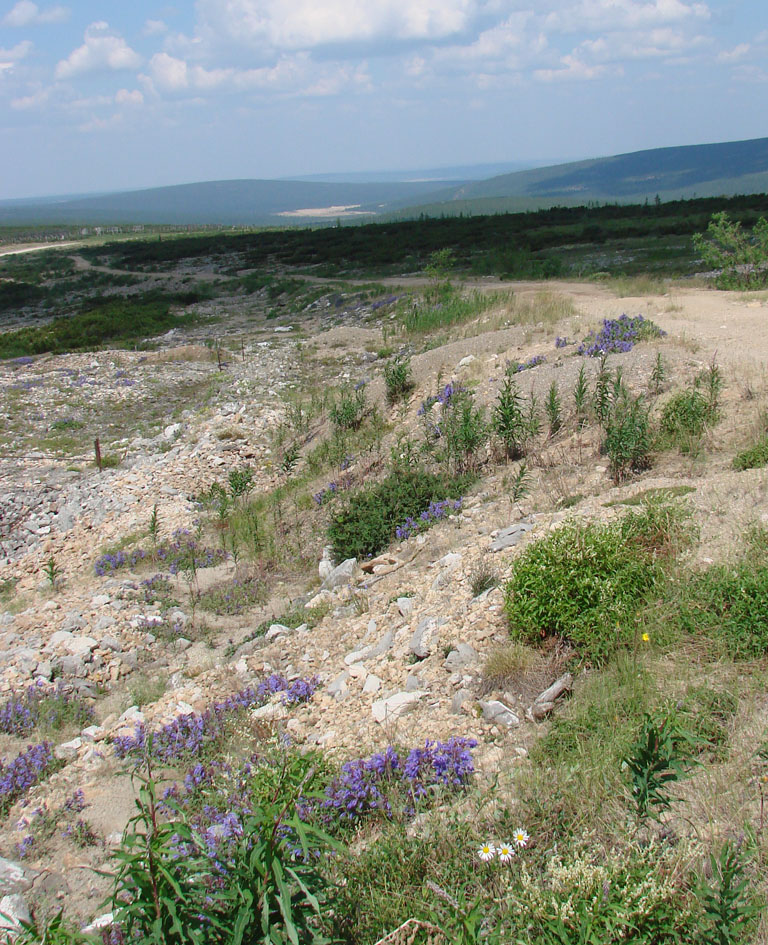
(0, 39, 32, 75)
(143, 19, 168, 36)
(197, 0, 477, 50)
(2, 0, 68, 27)
(534, 53, 613, 81)
(717, 43, 750, 63)
(0, 40, 33, 61)
(55, 22, 141, 79)
(545, 0, 710, 32)
(580, 27, 708, 62)
(115, 88, 144, 105)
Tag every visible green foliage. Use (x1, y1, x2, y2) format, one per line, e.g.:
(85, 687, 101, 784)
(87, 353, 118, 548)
(508, 461, 532, 503)
(695, 842, 761, 945)
(670, 559, 768, 659)
(573, 363, 589, 427)
(327, 468, 467, 561)
(603, 391, 651, 482)
(733, 434, 768, 470)
(397, 288, 500, 334)
(42, 555, 62, 591)
(659, 388, 717, 451)
(108, 770, 335, 945)
(503, 502, 689, 663)
(384, 356, 415, 405)
(545, 381, 562, 435)
(493, 373, 537, 459)
(622, 714, 692, 822)
(0, 294, 201, 359)
(329, 384, 368, 432)
(441, 391, 488, 474)
(228, 465, 255, 499)
(693, 211, 768, 288)
(650, 352, 667, 394)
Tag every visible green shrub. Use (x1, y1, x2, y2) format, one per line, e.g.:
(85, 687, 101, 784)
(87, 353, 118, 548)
(503, 502, 689, 663)
(328, 469, 468, 561)
(604, 392, 651, 482)
(659, 388, 717, 451)
(384, 357, 414, 405)
(329, 383, 368, 431)
(733, 435, 768, 470)
(671, 561, 768, 659)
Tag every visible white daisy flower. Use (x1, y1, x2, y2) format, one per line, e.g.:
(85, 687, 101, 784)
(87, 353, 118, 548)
(497, 842, 515, 864)
(513, 828, 529, 848)
(478, 842, 496, 862)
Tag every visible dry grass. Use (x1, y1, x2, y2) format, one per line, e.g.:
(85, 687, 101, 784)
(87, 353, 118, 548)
(146, 344, 216, 363)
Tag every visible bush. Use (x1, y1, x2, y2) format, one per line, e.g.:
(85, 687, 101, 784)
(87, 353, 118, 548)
(659, 388, 716, 449)
(327, 469, 468, 561)
(671, 560, 768, 659)
(693, 211, 768, 289)
(329, 383, 368, 431)
(503, 502, 689, 663)
(604, 392, 651, 482)
(384, 357, 414, 405)
(733, 434, 768, 470)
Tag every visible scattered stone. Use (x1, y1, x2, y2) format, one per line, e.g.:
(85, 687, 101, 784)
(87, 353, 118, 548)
(0, 894, 30, 937)
(266, 623, 292, 640)
(371, 690, 427, 724)
(396, 597, 414, 618)
(451, 689, 473, 714)
(490, 521, 534, 552)
(443, 644, 479, 672)
(0, 858, 29, 896)
(54, 738, 82, 761)
(479, 700, 520, 728)
(362, 674, 381, 694)
(323, 557, 359, 589)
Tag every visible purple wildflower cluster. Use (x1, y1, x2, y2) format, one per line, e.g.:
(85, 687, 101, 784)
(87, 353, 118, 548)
(395, 498, 463, 541)
(0, 680, 93, 736)
(113, 678, 318, 764)
(318, 738, 477, 824)
(370, 294, 400, 311)
(139, 573, 175, 604)
(94, 547, 146, 576)
(112, 688, 260, 764)
(16, 790, 91, 859)
(256, 674, 319, 706)
(313, 474, 353, 507)
(508, 355, 546, 373)
(94, 528, 226, 577)
(578, 314, 666, 357)
(0, 742, 57, 814)
(418, 382, 463, 416)
(555, 336, 571, 348)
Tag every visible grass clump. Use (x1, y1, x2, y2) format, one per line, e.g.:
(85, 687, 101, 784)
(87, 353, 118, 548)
(503, 501, 691, 663)
(383, 356, 415, 405)
(328, 468, 469, 561)
(481, 642, 537, 689)
(669, 560, 768, 660)
(733, 434, 768, 470)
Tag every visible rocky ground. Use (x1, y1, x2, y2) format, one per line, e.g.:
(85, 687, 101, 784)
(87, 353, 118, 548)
(1, 270, 768, 932)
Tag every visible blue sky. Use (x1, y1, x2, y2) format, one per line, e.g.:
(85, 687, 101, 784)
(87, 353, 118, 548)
(0, 0, 766, 197)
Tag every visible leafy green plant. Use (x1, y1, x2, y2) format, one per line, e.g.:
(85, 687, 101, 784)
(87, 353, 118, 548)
(148, 504, 160, 544)
(508, 461, 532, 504)
(228, 465, 254, 499)
(327, 468, 468, 561)
(443, 391, 488, 473)
(493, 373, 535, 459)
(42, 556, 62, 591)
(384, 356, 415, 405)
(503, 501, 689, 663)
(693, 211, 768, 289)
(696, 842, 760, 945)
(108, 773, 223, 945)
(622, 714, 692, 822)
(733, 434, 768, 470)
(658, 388, 716, 451)
(545, 381, 562, 435)
(573, 363, 589, 427)
(329, 383, 368, 431)
(604, 391, 651, 482)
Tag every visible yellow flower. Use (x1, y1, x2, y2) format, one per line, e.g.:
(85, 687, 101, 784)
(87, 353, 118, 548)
(642, 633, 650, 642)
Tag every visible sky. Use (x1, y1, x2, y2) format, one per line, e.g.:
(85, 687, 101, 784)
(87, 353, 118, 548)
(0, 0, 766, 198)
